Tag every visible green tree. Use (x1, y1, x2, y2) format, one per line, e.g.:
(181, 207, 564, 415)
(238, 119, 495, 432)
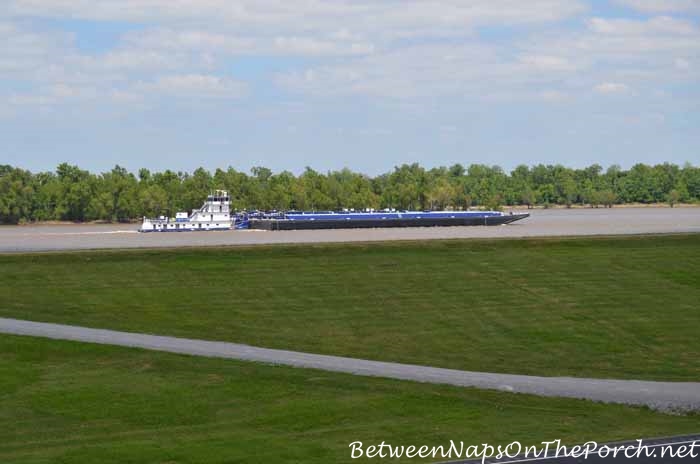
(55, 163, 94, 221)
(138, 185, 169, 217)
(2, 162, 700, 223)
(520, 188, 535, 209)
(426, 178, 456, 209)
(667, 189, 680, 208)
(599, 189, 617, 208)
(0, 166, 35, 224)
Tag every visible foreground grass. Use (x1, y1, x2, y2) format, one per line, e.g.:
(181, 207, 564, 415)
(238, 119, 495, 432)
(1, 335, 698, 464)
(1, 234, 699, 381)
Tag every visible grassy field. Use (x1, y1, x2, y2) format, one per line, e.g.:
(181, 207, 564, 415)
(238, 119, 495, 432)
(1, 234, 699, 380)
(1, 335, 698, 464)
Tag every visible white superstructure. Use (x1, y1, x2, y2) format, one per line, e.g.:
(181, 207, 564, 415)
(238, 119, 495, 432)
(139, 190, 233, 232)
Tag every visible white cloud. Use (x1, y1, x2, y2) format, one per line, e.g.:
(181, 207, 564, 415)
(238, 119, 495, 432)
(1, 1, 589, 109)
(272, 36, 374, 56)
(7, 94, 55, 106)
(98, 49, 185, 71)
(516, 15, 700, 90)
(594, 82, 630, 94)
(675, 57, 691, 69)
(525, 16, 700, 59)
(276, 42, 586, 99)
(5, 82, 100, 108)
(277, 44, 492, 98)
(122, 29, 254, 54)
(587, 16, 697, 36)
(540, 90, 570, 101)
(138, 74, 247, 98)
(614, 0, 700, 13)
(2, 0, 697, 111)
(518, 54, 579, 71)
(267, 6, 698, 100)
(49, 83, 95, 99)
(4, 0, 587, 33)
(120, 28, 376, 59)
(276, 11, 700, 99)
(0, 21, 71, 76)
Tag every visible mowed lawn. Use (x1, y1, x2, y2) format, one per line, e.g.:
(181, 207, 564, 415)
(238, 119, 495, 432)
(1, 234, 699, 380)
(1, 335, 698, 464)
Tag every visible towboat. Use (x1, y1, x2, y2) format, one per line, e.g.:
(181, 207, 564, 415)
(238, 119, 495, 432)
(139, 190, 234, 232)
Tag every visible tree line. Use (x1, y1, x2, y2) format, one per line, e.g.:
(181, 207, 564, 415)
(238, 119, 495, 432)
(1, 162, 699, 224)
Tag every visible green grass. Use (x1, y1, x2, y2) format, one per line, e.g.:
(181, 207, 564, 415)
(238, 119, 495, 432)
(1, 335, 698, 464)
(1, 234, 699, 381)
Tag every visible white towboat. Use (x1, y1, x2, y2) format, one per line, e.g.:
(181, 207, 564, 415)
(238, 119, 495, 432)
(139, 190, 233, 232)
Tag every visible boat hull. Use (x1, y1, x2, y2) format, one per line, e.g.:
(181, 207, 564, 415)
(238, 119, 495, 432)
(248, 213, 529, 231)
(138, 226, 231, 232)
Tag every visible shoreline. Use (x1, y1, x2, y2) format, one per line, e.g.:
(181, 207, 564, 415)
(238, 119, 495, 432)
(521, 203, 699, 210)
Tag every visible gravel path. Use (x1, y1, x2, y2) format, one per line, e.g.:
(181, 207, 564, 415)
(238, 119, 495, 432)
(2, 317, 699, 413)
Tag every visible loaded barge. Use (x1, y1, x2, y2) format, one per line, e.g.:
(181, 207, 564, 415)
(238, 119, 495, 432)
(139, 190, 529, 232)
(247, 210, 529, 230)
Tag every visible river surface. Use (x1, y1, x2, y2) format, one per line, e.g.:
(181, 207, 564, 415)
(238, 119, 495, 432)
(1, 208, 699, 253)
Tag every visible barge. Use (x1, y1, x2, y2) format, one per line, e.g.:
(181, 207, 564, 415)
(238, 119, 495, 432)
(247, 210, 529, 230)
(139, 190, 529, 232)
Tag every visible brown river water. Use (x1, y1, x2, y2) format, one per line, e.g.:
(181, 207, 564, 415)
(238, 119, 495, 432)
(1, 207, 698, 253)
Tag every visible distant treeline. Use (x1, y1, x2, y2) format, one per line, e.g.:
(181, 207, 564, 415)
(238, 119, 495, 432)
(1, 162, 699, 224)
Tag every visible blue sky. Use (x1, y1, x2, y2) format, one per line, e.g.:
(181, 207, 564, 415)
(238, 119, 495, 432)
(1, 0, 698, 175)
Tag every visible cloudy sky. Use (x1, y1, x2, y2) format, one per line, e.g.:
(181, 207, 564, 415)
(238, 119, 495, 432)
(2, 0, 698, 174)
